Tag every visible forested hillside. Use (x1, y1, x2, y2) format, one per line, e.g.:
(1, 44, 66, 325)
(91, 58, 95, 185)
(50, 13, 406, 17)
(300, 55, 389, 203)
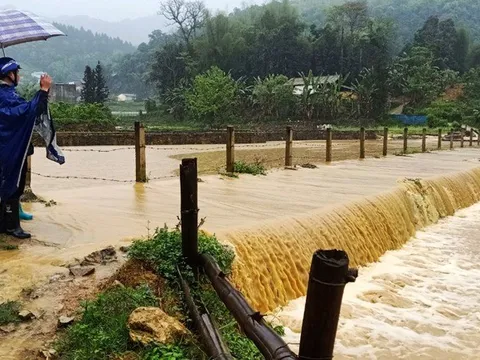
(117, 0, 480, 129)
(293, 0, 480, 47)
(7, 23, 135, 82)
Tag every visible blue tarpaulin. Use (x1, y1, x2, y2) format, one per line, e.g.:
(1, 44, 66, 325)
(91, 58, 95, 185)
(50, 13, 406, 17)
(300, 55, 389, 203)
(391, 114, 428, 125)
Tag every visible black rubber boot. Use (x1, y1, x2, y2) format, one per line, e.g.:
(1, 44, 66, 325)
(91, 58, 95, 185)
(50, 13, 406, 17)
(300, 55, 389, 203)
(5, 199, 31, 239)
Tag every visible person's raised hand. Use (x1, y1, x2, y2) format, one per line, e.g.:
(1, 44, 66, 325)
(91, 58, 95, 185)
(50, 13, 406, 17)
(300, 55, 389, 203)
(40, 73, 52, 92)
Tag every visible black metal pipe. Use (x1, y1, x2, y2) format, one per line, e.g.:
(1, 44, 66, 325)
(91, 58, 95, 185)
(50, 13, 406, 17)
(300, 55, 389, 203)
(200, 254, 298, 360)
(298, 250, 358, 360)
(178, 268, 233, 360)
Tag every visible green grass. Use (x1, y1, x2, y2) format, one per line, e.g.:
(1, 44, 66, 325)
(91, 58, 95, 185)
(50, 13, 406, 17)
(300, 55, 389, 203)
(0, 301, 21, 325)
(129, 227, 235, 283)
(233, 161, 266, 176)
(55, 286, 158, 360)
(0, 235, 19, 251)
(114, 114, 206, 132)
(107, 101, 146, 113)
(128, 227, 284, 360)
(57, 228, 284, 360)
(145, 123, 205, 132)
(141, 344, 191, 360)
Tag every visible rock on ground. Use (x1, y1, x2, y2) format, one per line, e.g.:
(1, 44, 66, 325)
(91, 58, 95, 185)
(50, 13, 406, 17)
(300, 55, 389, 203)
(128, 307, 188, 345)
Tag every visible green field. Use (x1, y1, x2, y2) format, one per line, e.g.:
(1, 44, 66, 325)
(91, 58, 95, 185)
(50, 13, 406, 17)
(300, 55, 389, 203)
(107, 101, 145, 113)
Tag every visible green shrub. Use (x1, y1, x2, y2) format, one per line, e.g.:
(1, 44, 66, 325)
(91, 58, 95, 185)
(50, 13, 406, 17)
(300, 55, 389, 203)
(451, 120, 461, 130)
(252, 74, 296, 119)
(128, 227, 235, 283)
(49, 102, 116, 131)
(186, 66, 238, 126)
(144, 98, 158, 113)
(426, 115, 449, 128)
(233, 161, 266, 176)
(50, 102, 114, 121)
(422, 100, 464, 128)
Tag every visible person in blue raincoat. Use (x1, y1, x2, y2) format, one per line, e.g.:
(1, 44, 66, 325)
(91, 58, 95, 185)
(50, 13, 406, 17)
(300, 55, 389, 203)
(0, 57, 52, 239)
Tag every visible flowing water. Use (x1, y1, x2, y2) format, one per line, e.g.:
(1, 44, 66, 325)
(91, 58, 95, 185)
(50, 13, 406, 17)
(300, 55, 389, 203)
(1, 143, 480, 359)
(224, 168, 480, 312)
(277, 202, 480, 359)
(1, 145, 479, 304)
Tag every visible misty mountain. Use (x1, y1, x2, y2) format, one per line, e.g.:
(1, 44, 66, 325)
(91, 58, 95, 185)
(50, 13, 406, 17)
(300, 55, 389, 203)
(8, 23, 136, 83)
(53, 15, 170, 45)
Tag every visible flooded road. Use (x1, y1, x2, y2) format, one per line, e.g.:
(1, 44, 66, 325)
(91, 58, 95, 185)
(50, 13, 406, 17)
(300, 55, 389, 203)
(1, 144, 479, 305)
(278, 202, 480, 359)
(0, 140, 480, 359)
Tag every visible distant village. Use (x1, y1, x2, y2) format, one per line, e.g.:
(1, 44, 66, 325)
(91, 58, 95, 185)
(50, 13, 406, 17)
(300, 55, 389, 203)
(44, 72, 348, 104)
(31, 72, 137, 104)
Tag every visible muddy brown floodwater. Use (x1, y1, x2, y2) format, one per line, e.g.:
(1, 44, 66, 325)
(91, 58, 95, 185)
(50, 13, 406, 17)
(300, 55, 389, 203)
(278, 202, 480, 359)
(0, 140, 479, 359)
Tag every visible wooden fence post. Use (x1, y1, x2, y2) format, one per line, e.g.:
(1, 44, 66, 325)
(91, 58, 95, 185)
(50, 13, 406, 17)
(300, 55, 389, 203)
(135, 121, 147, 182)
(180, 158, 199, 268)
(359, 127, 365, 159)
(226, 126, 235, 173)
(461, 128, 465, 148)
(438, 129, 442, 150)
(285, 126, 293, 167)
(326, 128, 332, 163)
(422, 128, 427, 153)
(299, 250, 358, 360)
(403, 127, 408, 154)
(450, 129, 454, 150)
(470, 129, 473, 147)
(383, 127, 388, 157)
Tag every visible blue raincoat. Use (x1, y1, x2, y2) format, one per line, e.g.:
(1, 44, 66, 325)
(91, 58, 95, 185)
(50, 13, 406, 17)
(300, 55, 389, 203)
(0, 84, 64, 201)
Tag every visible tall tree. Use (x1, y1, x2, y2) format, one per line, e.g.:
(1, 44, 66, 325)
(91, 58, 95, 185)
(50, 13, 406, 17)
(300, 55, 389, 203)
(94, 61, 110, 104)
(454, 28, 469, 74)
(390, 46, 446, 106)
(149, 42, 192, 94)
(248, 0, 310, 78)
(159, 0, 206, 47)
(412, 16, 465, 72)
(327, 1, 368, 75)
(468, 44, 480, 69)
(81, 65, 96, 104)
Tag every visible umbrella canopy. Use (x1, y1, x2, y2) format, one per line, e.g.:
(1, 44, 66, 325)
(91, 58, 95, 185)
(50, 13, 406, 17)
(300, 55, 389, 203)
(0, 9, 66, 55)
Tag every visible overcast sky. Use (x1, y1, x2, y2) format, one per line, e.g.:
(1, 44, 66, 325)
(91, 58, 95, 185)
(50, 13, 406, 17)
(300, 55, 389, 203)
(6, 0, 263, 21)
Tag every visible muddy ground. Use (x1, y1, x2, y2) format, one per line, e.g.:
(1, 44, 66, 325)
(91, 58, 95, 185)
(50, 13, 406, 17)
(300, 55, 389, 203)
(0, 246, 126, 360)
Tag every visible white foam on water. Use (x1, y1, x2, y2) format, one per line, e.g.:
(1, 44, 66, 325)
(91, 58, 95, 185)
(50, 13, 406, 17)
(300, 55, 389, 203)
(276, 202, 480, 359)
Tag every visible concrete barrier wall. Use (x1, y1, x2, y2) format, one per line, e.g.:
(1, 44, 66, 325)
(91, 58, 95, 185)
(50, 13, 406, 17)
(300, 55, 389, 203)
(32, 130, 377, 147)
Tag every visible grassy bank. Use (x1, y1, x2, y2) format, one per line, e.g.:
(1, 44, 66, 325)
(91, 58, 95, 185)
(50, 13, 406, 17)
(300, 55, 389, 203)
(54, 227, 282, 360)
